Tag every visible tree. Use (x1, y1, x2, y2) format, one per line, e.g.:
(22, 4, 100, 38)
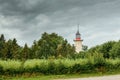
(87, 45, 100, 55)
(1, 38, 21, 59)
(110, 40, 120, 59)
(11, 38, 21, 59)
(31, 32, 75, 59)
(40, 40, 51, 58)
(98, 41, 116, 58)
(82, 45, 88, 51)
(30, 40, 39, 59)
(56, 39, 75, 58)
(4, 39, 13, 59)
(36, 32, 65, 58)
(0, 34, 5, 58)
(21, 44, 30, 60)
(87, 41, 116, 59)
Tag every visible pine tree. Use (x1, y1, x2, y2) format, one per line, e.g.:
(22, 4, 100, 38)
(5, 39, 13, 59)
(21, 44, 30, 60)
(0, 34, 6, 59)
(30, 40, 39, 59)
(11, 38, 20, 59)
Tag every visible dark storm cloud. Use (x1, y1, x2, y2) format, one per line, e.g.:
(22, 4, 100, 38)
(0, 0, 120, 47)
(0, 0, 115, 16)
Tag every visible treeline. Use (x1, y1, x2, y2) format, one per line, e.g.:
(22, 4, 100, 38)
(87, 40, 120, 59)
(74, 40, 120, 59)
(0, 32, 120, 60)
(0, 32, 75, 60)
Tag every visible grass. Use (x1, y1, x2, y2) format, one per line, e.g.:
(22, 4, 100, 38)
(1, 71, 120, 80)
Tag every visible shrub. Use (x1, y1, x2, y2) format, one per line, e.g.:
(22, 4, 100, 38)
(0, 58, 119, 75)
(0, 65, 3, 74)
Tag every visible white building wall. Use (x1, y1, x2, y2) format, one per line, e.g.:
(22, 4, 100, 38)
(74, 40, 83, 53)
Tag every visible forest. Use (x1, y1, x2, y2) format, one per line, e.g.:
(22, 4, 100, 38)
(0, 32, 75, 60)
(0, 32, 120, 77)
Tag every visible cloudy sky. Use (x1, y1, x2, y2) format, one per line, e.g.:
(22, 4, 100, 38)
(0, 0, 120, 48)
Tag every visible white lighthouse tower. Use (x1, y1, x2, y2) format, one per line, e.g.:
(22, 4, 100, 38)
(74, 25, 83, 53)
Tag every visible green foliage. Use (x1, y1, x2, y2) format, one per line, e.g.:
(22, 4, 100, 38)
(11, 38, 20, 59)
(88, 45, 100, 54)
(0, 34, 6, 59)
(110, 40, 120, 59)
(0, 59, 120, 75)
(0, 64, 3, 75)
(87, 41, 118, 59)
(71, 51, 86, 59)
(82, 45, 88, 51)
(31, 32, 75, 59)
(56, 40, 75, 58)
(93, 52, 106, 67)
(0, 33, 75, 60)
(38, 32, 65, 58)
(1, 32, 120, 60)
(0, 34, 21, 60)
(21, 44, 30, 60)
(98, 41, 116, 58)
(1, 30, 120, 77)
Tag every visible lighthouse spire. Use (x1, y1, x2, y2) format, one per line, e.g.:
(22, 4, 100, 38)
(76, 24, 81, 40)
(77, 24, 79, 33)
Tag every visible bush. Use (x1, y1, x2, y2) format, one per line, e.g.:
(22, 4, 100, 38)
(105, 59, 120, 71)
(0, 58, 120, 75)
(55, 61, 68, 74)
(0, 65, 3, 74)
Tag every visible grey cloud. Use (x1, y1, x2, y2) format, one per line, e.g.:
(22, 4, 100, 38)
(0, 0, 115, 16)
(0, 0, 120, 47)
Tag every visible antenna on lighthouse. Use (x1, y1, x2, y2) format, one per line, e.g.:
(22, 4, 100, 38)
(77, 24, 79, 32)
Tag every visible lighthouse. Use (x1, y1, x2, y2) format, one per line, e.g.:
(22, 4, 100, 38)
(74, 25, 83, 53)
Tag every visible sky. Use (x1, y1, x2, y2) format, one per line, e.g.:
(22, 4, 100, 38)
(0, 0, 120, 48)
